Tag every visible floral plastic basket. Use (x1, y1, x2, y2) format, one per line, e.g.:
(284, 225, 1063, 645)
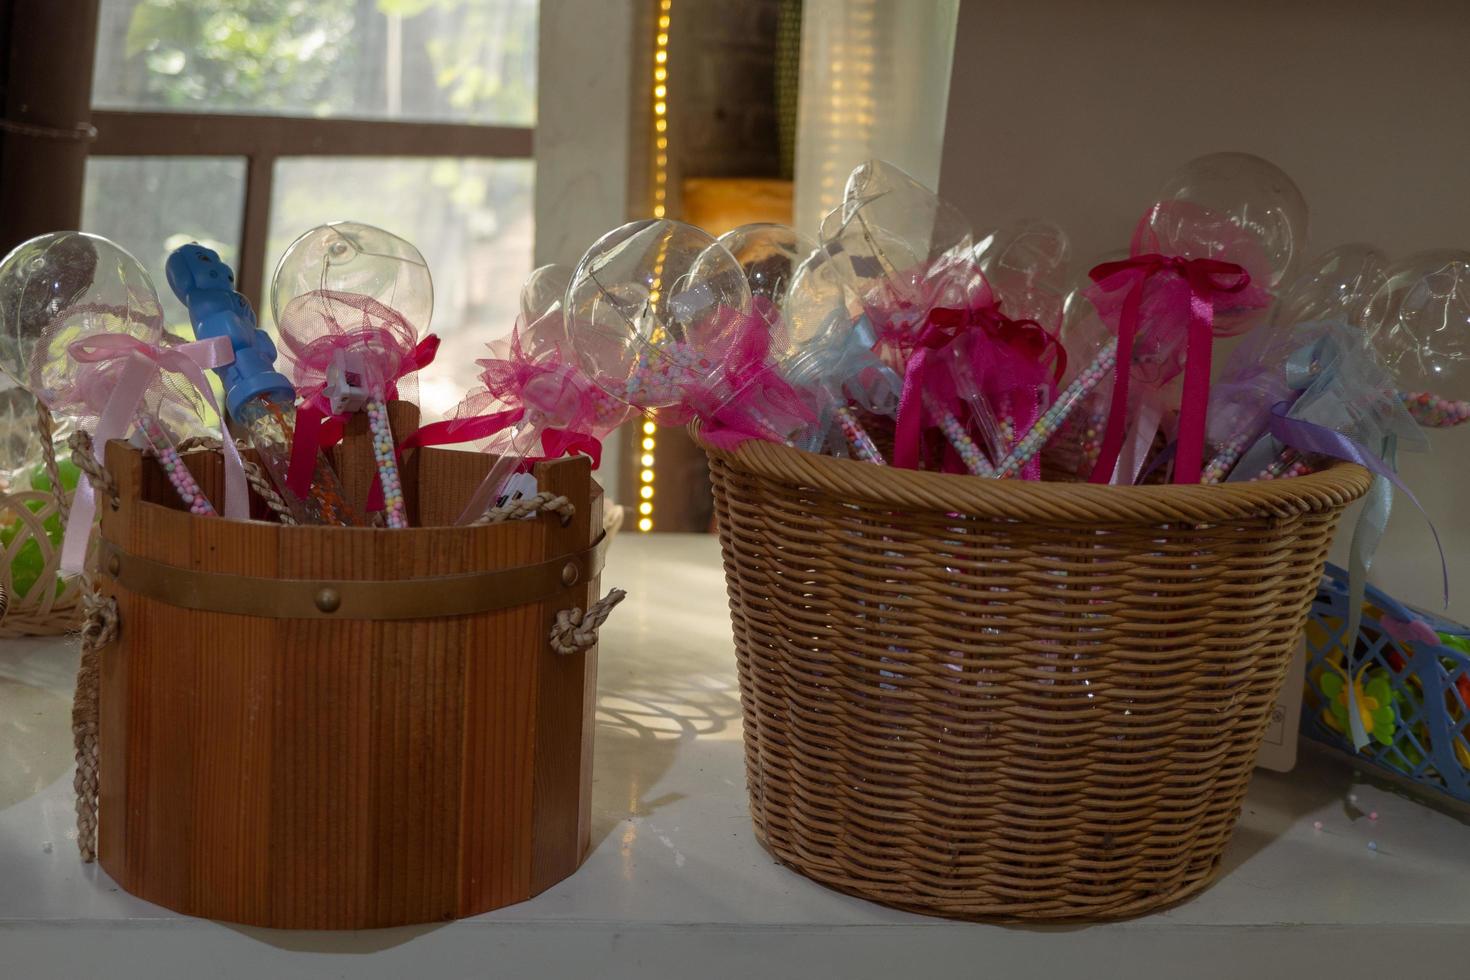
(1303, 563, 1470, 806)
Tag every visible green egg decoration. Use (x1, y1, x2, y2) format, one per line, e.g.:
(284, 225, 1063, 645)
(2, 456, 78, 599)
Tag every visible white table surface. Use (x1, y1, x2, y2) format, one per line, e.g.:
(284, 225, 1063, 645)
(3, 533, 1469, 979)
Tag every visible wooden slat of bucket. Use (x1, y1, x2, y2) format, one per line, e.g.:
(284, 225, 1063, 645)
(528, 456, 600, 897)
(95, 435, 601, 928)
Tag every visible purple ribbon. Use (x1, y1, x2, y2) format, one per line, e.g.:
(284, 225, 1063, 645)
(1267, 404, 1447, 605)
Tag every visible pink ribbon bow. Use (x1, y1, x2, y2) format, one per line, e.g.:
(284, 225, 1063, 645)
(276, 289, 439, 507)
(59, 333, 247, 572)
(404, 320, 626, 466)
(1083, 253, 1264, 484)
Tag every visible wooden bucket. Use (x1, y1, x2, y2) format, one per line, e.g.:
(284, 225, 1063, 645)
(91, 422, 607, 929)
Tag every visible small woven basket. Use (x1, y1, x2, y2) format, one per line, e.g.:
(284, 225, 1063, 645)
(0, 404, 83, 638)
(700, 433, 1369, 922)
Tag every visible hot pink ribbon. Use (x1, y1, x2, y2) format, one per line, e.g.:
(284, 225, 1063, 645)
(1084, 254, 1253, 485)
(402, 407, 605, 468)
(59, 334, 246, 573)
(286, 333, 440, 507)
(891, 301, 1062, 471)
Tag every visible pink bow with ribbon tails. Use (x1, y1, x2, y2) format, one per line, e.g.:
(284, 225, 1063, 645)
(1082, 201, 1274, 484)
(893, 294, 1064, 472)
(58, 333, 248, 572)
(404, 318, 627, 465)
(276, 289, 439, 507)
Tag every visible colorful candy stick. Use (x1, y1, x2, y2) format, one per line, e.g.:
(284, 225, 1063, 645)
(924, 391, 993, 476)
(367, 396, 408, 528)
(994, 338, 1118, 479)
(1401, 390, 1470, 428)
(134, 411, 216, 516)
(1252, 446, 1309, 481)
(834, 404, 886, 464)
(1201, 432, 1254, 485)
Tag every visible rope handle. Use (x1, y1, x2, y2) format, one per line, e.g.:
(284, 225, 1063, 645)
(73, 590, 118, 863)
(550, 588, 626, 655)
(67, 431, 118, 511)
(477, 491, 576, 526)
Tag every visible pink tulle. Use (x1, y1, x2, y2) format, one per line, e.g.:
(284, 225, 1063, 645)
(276, 288, 434, 404)
(409, 315, 631, 465)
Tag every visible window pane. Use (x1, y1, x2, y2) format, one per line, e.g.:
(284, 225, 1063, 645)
(81, 156, 247, 331)
(265, 157, 534, 419)
(92, 0, 537, 126)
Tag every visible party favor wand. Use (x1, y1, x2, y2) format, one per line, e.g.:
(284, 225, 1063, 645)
(166, 244, 359, 526)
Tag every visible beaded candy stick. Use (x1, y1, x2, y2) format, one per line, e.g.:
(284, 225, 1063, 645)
(366, 397, 407, 527)
(1401, 390, 1470, 428)
(134, 411, 215, 515)
(1252, 447, 1312, 481)
(993, 337, 1117, 479)
(924, 392, 991, 475)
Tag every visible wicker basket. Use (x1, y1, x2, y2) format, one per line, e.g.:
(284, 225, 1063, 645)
(700, 434, 1370, 922)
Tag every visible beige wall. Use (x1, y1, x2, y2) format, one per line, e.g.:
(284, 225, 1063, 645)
(938, 0, 1470, 618)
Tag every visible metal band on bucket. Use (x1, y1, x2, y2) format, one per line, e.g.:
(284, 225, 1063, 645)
(97, 532, 608, 621)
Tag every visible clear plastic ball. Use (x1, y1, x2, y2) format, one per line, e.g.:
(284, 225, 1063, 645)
(1363, 250, 1470, 398)
(714, 223, 815, 308)
(818, 159, 986, 321)
(1271, 243, 1389, 328)
(1153, 152, 1310, 288)
(781, 246, 852, 356)
(521, 264, 572, 324)
(0, 231, 164, 403)
(1132, 200, 1275, 335)
(271, 221, 434, 333)
(563, 219, 751, 411)
(975, 218, 1071, 330)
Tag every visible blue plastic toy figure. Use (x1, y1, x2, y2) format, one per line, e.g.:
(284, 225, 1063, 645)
(164, 243, 356, 525)
(165, 243, 294, 418)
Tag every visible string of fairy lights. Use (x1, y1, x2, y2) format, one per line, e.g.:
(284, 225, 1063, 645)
(638, 0, 673, 533)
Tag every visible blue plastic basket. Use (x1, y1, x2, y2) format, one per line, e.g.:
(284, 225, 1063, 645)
(1303, 563, 1470, 805)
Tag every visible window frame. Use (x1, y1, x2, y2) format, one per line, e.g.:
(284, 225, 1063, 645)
(89, 110, 533, 313)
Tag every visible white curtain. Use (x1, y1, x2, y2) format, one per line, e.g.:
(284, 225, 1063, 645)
(792, 0, 960, 237)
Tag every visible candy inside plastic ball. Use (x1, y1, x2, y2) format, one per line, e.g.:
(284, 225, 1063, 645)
(0, 232, 164, 404)
(1153, 151, 1309, 288)
(1271, 244, 1390, 329)
(1363, 249, 1470, 399)
(271, 222, 434, 332)
(563, 219, 751, 413)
